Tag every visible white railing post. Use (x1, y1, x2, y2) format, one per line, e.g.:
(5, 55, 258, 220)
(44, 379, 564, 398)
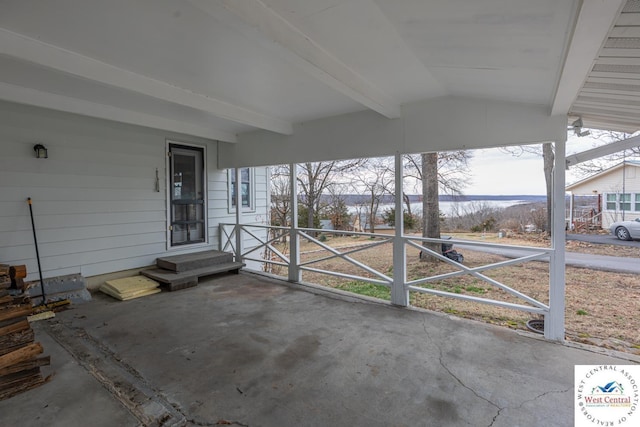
(288, 163, 301, 282)
(391, 152, 408, 306)
(546, 140, 566, 341)
(234, 167, 243, 263)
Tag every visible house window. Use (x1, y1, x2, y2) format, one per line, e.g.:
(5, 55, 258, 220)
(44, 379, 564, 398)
(606, 194, 617, 210)
(620, 193, 631, 211)
(228, 167, 254, 212)
(636, 194, 640, 212)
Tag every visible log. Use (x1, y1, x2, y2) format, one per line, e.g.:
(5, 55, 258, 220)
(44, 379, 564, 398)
(0, 316, 29, 331)
(0, 295, 13, 306)
(0, 342, 43, 370)
(0, 320, 29, 337)
(0, 329, 35, 356)
(12, 278, 25, 292)
(0, 368, 41, 390)
(9, 265, 26, 280)
(0, 265, 9, 275)
(0, 373, 50, 401)
(0, 356, 50, 376)
(0, 306, 33, 323)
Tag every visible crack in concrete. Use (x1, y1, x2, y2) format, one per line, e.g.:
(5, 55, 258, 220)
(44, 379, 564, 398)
(514, 388, 571, 410)
(187, 418, 249, 427)
(420, 314, 573, 427)
(420, 314, 503, 427)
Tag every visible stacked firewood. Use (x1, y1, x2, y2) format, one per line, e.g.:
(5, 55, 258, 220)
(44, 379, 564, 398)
(0, 264, 51, 400)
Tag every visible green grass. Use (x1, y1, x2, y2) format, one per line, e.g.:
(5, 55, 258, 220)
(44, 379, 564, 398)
(576, 309, 588, 316)
(465, 285, 486, 294)
(335, 281, 391, 300)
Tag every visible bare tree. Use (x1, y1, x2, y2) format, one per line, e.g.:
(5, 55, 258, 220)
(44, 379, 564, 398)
(404, 151, 473, 196)
(351, 158, 394, 233)
(270, 165, 291, 228)
(404, 151, 473, 259)
(422, 152, 441, 255)
(500, 143, 555, 235)
(297, 160, 364, 235)
(325, 183, 351, 230)
(571, 130, 640, 178)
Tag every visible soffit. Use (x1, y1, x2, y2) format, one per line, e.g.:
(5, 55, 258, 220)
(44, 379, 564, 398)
(571, 0, 640, 133)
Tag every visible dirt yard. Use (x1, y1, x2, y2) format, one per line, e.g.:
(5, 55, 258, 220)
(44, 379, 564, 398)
(269, 232, 640, 355)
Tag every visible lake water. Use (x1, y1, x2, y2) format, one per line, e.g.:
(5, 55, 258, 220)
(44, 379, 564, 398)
(348, 199, 532, 218)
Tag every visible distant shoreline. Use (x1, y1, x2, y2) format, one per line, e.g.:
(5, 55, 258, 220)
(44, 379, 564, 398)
(324, 194, 548, 206)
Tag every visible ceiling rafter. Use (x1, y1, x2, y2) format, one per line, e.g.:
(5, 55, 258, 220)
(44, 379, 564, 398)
(0, 27, 293, 137)
(0, 82, 237, 142)
(188, 0, 401, 119)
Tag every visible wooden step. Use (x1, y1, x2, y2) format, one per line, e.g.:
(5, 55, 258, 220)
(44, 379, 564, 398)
(156, 250, 234, 272)
(141, 262, 244, 291)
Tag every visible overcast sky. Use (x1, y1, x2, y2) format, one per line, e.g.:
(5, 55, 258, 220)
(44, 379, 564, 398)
(462, 132, 634, 195)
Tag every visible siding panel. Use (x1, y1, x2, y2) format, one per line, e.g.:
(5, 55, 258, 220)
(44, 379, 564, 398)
(0, 101, 269, 280)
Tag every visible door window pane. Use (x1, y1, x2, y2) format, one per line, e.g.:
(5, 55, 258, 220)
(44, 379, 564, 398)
(170, 145, 206, 246)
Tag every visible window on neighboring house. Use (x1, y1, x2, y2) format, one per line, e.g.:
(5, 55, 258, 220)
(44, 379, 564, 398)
(635, 194, 640, 212)
(229, 167, 254, 212)
(606, 193, 617, 210)
(620, 193, 631, 211)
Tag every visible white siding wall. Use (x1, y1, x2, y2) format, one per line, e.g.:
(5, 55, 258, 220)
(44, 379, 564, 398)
(568, 166, 640, 228)
(0, 101, 268, 281)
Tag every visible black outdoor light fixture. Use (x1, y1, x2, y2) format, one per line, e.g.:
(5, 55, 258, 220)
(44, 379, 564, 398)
(33, 144, 48, 159)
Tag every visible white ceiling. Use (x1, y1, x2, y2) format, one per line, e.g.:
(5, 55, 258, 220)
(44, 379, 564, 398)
(0, 0, 635, 142)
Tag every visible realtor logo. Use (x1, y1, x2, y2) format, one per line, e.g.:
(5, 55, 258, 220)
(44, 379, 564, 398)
(575, 365, 639, 427)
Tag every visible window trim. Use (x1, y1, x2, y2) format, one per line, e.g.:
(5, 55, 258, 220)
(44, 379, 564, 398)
(604, 192, 640, 212)
(606, 193, 617, 211)
(228, 167, 256, 213)
(620, 193, 631, 211)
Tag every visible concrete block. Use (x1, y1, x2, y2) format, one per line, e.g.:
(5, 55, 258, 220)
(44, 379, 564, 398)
(27, 273, 86, 297)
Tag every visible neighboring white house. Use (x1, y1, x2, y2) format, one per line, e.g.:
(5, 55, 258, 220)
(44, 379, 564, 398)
(0, 100, 269, 286)
(566, 161, 640, 229)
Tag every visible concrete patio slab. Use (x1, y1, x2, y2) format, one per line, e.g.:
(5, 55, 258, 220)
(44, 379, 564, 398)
(0, 323, 138, 427)
(0, 272, 637, 427)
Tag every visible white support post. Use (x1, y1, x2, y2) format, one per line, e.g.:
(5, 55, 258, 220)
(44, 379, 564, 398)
(288, 163, 301, 282)
(234, 167, 243, 263)
(546, 140, 566, 341)
(391, 153, 408, 306)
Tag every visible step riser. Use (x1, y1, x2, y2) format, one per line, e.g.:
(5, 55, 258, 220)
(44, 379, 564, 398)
(156, 251, 233, 272)
(141, 261, 244, 292)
